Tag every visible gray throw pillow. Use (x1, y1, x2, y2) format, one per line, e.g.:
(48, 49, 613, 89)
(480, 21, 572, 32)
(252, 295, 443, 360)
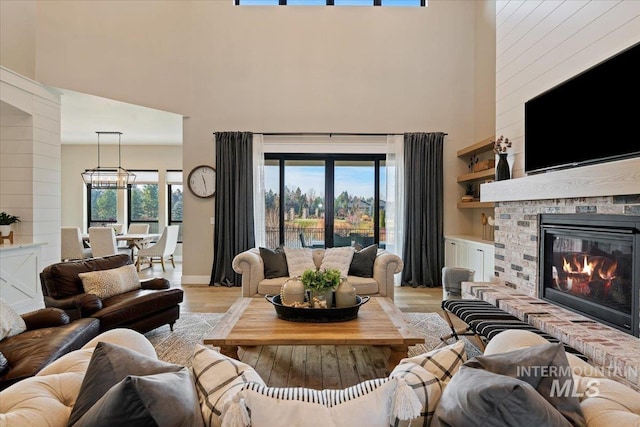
(431, 366, 573, 427)
(259, 246, 289, 279)
(71, 368, 204, 427)
(464, 343, 585, 426)
(67, 341, 187, 426)
(348, 244, 378, 277)
(432, 343, 586, 427)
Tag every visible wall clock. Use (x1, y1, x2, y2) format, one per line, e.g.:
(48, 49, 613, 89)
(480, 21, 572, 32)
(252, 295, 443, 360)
(187, 165, 216, 198)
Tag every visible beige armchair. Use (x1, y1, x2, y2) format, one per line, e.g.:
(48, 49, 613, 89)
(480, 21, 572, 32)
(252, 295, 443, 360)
(233, 247, 403, 301)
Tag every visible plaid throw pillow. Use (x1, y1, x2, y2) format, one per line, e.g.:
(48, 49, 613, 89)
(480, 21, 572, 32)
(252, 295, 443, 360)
(191, 345, 265, 427)
(390, 361, 443, 427)
(401, 340, 467, 382)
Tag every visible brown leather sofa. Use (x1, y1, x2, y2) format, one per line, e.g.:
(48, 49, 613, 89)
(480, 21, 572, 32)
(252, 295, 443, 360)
(39, 254, 184, 333)
(0, 308, 99, 391)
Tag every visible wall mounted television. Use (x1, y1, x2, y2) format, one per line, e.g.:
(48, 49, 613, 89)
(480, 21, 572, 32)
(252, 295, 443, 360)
(524, 42, 640, 175)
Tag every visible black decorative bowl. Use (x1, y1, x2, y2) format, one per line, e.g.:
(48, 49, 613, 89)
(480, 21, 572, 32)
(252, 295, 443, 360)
(265, 294, 370, 323)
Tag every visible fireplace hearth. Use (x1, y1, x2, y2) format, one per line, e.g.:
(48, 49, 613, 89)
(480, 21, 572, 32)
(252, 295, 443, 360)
(538, 214, 640, 336)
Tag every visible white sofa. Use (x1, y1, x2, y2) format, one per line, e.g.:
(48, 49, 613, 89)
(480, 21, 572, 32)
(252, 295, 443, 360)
(232, 247, 404, 300)
(0, 328, 156, 427)
(2, 329, 639, 427)
(482, 329, 640, 426)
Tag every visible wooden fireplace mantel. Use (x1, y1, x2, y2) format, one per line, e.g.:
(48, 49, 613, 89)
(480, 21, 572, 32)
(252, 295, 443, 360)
(481, 157, 640, 203)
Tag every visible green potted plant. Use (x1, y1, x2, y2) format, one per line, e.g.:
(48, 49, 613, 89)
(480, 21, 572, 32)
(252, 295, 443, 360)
(462, 183, 475, 202)
(0, 211, 20, 237)
(301, 268, 341, 308)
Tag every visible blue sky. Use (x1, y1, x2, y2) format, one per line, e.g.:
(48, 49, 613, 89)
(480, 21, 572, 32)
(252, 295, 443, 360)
(265, 165, 385, 199)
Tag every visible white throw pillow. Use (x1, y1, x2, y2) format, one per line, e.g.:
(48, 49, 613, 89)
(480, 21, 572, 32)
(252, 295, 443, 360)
(283, 247, 316, 277)
(0, 298, 26, 340)
(78, 264, 141, 299)
(319, 246, 355, 277)
(191, 345, 265, 427)
(226, 377, 420, 427)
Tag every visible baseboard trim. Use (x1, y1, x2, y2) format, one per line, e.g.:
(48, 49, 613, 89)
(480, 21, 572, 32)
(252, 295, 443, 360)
(181, 275, 211, 285)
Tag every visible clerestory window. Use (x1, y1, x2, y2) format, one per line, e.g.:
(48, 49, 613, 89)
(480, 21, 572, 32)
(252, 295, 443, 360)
(236, 0, 425, 7)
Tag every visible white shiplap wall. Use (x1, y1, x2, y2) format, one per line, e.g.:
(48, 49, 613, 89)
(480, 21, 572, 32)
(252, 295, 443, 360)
(495, 0, 640, 178)
(1, 66, 61, 311)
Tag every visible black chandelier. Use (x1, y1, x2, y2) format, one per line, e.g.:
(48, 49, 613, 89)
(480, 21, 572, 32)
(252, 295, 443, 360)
(81, 131, 136, 189)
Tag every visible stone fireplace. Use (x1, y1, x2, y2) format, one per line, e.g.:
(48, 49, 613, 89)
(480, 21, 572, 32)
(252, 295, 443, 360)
(468, 193, 640, 390)
(491, 195, 640, 326)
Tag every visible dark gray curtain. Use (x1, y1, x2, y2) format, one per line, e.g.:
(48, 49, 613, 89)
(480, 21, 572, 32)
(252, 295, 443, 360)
(210, 131, 255, 286)
(401, 132, 445, 287)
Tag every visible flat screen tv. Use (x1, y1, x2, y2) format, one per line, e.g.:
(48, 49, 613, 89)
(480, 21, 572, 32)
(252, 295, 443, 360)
(524, 42, 640, 175)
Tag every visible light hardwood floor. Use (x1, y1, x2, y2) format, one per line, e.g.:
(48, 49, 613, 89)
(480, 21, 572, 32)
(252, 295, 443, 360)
(140, 261, 469, 388)
(140, 261, 447, 315)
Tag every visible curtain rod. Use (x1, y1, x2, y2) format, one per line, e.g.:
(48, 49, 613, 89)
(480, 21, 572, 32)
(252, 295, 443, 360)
(254, 132, 448, 137)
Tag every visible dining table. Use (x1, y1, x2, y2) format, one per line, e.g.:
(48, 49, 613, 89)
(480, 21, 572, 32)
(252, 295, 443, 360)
(82, 233, 160, 261)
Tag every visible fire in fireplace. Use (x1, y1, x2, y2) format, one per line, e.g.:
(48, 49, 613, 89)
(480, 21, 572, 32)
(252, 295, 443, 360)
(539, 214, 639, 336)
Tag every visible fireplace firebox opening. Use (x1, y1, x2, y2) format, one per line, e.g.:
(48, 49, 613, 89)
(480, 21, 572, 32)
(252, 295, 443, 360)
(538, 214, 640, 337)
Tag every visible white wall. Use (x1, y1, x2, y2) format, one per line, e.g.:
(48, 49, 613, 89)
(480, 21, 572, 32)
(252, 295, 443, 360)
(495, 0, 640, 178)
(0, 1, 36, 80)
(1, 0, 497, 282)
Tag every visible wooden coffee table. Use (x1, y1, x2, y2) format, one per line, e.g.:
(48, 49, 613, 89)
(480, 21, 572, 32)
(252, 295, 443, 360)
(203, 296, 424, 372)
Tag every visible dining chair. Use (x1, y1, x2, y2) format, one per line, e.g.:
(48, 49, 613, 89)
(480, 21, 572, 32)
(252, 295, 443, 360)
(112, 223, 124, 235)
(127, 223, 150, 234)
(125, 223, 151, 258)
(135, 225, 179, 272)
(88, 226, 122, 258)
(61, 226, 93, 261)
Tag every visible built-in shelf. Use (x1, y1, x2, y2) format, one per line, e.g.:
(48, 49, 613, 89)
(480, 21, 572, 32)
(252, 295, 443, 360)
(456, 136, 496, 213)
(457, 201, 494, 209)
(456, 137, 494, 157)
(457, 168, 495, 183)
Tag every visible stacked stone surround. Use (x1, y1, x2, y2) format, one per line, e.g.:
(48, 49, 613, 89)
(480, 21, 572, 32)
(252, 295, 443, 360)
(492, 194, 640, 296)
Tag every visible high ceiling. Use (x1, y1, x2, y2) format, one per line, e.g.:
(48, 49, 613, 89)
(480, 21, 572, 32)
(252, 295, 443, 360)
(57, 88, 183, 145)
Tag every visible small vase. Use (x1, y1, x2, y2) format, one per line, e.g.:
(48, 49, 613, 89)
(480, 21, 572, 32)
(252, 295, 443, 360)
(496, 153, 510, 181)
(310, 289, 333, 309)
(334, 277, 357, 308)
(281, 277, 305, 306)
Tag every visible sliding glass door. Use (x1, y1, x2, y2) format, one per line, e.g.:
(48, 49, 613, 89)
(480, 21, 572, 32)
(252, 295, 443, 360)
(264, 154, 385, 248)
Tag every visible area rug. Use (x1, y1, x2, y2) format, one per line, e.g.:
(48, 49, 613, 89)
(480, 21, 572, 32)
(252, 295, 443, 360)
(404, 312, 482, 359)
(146, 311, 481, 367)
(144, 312, 224, 366)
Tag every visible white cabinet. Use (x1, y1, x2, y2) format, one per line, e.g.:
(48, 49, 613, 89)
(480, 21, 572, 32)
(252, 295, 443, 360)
(445, 239, 467, 268)
(444, 236, 495, 282)
(0, 242, 46, 314)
